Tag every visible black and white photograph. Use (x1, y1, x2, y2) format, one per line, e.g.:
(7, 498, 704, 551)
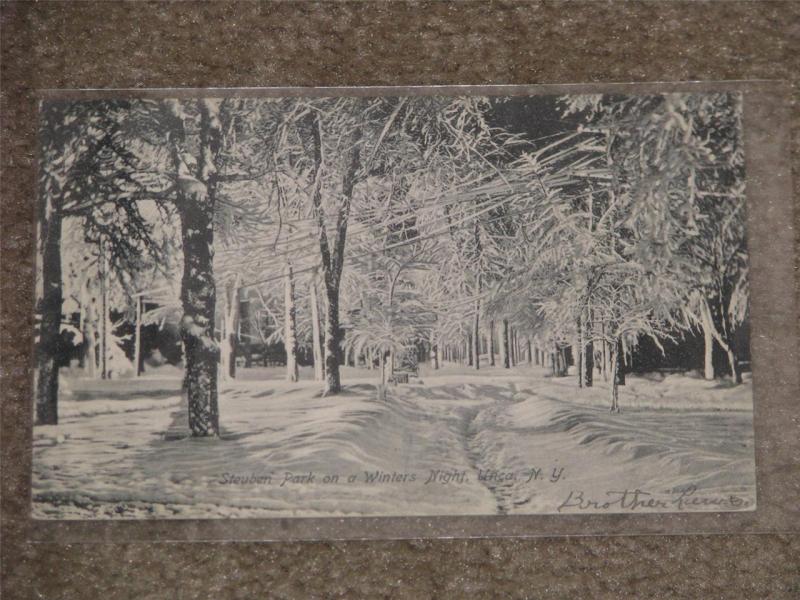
(32, 89, 755, 520)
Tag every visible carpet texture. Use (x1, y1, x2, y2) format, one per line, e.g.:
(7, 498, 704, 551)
(1, 2, 798, 598)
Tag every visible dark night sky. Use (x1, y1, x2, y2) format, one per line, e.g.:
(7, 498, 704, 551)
(487, 94, 585, 154)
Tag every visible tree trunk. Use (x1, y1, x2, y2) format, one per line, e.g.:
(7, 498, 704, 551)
(305, 110, 362, 395)
(309, 271, 324, 381)
(219, 302, 230, 382)
(526, 337, 532, 365)
(35, 205, 62, 425)
(488, 320, 496, 366)
(501, 320, 510, 368)
(219, 276, 240, 382)
(178, 196, 220, 437)
(726, 343, 742, 384)
(581, 318, 594, 387)
(99, 243, 108, 380)
(472, 306, 480, 370)
(702, 313, 715, 380)
(600, 324, 609, 381)
(702, 295, 742, 384)
(233, 290, 245, 378)
(467, 332, 474, 366)
(323, 284, 343, 393)
(583, 339, 594, 388)
(430, 334, 439, 369)
(83, 292, 97, 378)
(615, 337, 626, 387)
(609, 342, 620, 412)
(576, 318, 583, 388)
(553, 343, 567, 377)
(284, 262, 299, 383)
(168, 98, 223, 437)
(133, 294, 143, 377)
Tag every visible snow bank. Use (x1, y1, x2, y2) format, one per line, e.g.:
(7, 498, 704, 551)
(33, 376, 499, 519)
(467, 390, 755, 514)
(510, 366, 754, 412)
(32, 367, 755, 519)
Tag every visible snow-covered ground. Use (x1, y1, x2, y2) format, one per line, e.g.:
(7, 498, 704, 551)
(32, 363, 756, 519)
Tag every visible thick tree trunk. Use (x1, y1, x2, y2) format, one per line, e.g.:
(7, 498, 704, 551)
(178, 197, 220, 437)
(615, 338, 626, 387)
(526, 337, 532, 365)
(35, 206, 63, 425)
(501, 320, 510, 368)
(309, 271, 324, 381)
(284, 262, 299, 382)
(323, 285, 342, 393)
(467, 332, 474, 366)
(169, 98, 223, 437)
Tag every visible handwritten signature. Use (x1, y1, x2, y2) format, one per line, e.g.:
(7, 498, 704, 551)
(557, 485, 750, 512)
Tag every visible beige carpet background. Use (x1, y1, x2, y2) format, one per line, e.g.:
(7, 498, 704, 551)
(1, 2, 798, 598)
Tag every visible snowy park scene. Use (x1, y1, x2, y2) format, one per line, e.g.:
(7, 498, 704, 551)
(33, 91, 755, 519)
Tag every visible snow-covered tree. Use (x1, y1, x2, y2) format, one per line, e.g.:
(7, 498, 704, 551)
(35, 100, 168, 424)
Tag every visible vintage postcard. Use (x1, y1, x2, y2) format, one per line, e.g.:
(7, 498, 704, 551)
(32, 86, 759, 523)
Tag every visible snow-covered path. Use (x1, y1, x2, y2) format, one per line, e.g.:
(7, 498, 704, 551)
(461, 380, 755, 514)
(32, 367, 756, 519)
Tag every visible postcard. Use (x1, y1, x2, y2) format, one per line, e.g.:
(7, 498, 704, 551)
(31, 86, 763, 525)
